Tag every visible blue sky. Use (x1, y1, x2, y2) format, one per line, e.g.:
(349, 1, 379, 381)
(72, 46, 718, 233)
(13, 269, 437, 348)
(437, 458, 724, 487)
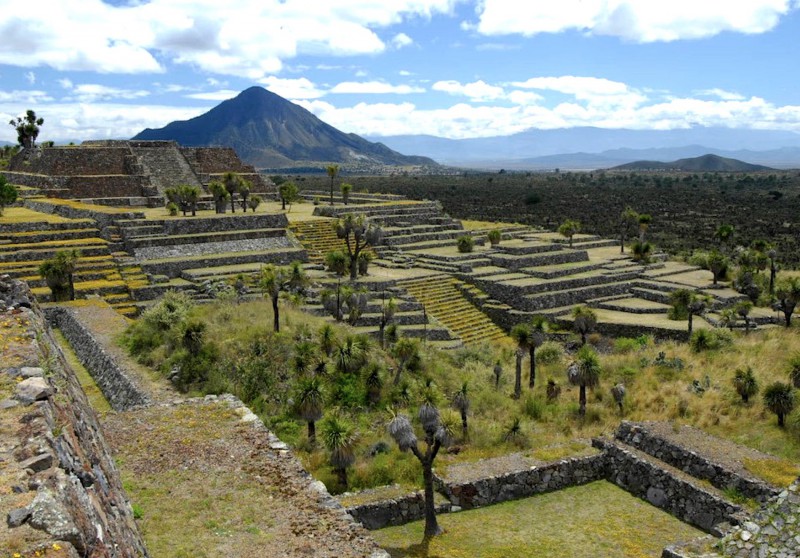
(1, 0, 799, 143)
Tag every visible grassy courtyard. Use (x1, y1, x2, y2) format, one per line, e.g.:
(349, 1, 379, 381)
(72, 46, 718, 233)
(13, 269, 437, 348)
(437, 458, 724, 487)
(373, 481, 704, 558)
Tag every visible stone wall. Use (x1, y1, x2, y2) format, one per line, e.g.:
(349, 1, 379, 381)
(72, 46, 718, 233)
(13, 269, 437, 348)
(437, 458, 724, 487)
(8, 147, 132, 175)
(1, 280, 149, 557)
(615, 422, 780, 504)
(346, 490, 451, 530)
(44, 307, 152, 411)
(24, 199, 145, 231)
(550, 316, 691, 342)
(596, 438, 746, 535)
(436, 454, 608, 510)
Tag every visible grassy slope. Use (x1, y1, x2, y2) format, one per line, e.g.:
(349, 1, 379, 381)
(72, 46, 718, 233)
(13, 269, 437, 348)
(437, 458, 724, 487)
(374, 481, 703, 558)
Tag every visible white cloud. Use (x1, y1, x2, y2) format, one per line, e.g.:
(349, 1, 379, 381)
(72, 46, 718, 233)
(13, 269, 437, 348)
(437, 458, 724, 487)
(391, 32, 413, 49)
(399, 70, 413, 76)
(330, 81, 425, 94)
(0, 100, 207, 143)
(695, 88, 746, 101)
(184, 89, 241, 101)
(475, 0, 797, 42)
(0, 90, 53, 103)
(512, 76, 647, 109)
(58, 78, 73, 90)
(433, 80, 506, 101)
(64, 84, 151, 103)
(24, 71, 35, 84)
(0, 1, 458, 78)
(258, 76, 326, 99)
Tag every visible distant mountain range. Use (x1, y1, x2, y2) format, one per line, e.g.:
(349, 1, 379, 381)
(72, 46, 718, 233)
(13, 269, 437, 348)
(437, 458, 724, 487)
(133, 87, 436, 169)
(610, 153, 773, 172)
(367, 128, 800, 170)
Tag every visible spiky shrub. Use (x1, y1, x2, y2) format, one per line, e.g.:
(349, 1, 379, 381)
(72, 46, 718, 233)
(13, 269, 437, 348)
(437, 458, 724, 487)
(295, 376, 324, 445)
(487, 229, 502, 246)
(567, 345, 601, 418)
(457, 235, 474, 253)
(320, 415, 357, 491)
(788, 354, 800, 389)
(325, 250, 349, 276)
(733, 367, 759, 403)
(763, 382, 796, 428)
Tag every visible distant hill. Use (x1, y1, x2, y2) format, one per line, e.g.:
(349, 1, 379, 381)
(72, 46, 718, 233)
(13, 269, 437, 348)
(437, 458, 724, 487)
(368, 127, 800, 169)
(609, 154, 774, 172)
(133, 87, 436, 169)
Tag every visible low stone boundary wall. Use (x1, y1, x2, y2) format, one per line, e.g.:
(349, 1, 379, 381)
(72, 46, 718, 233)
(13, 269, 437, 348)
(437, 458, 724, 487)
(2, 280, 149, 557)
(436, 454, 607, 510)
(346, 491, 452, 530)
(139, 246, 307, 277)
(596, 439, 745, 534)
(45, 307, 152, 411)
(25, 199, 145, 230)
(615, 422, 780, 503)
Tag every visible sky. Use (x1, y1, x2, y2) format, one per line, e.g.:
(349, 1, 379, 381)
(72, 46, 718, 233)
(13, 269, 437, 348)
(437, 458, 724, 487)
(1, 0, 800, 143)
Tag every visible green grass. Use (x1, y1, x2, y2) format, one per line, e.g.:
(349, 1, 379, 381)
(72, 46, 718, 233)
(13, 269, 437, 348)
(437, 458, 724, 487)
(52, 328, 112, 414)
(373, 481, 703, 558)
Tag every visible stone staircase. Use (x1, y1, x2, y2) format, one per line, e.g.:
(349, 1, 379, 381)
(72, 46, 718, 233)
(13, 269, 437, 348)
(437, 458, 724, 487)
(0, 217, 141, 314)
(129, 141, 203, 197)
(289, 219, 351, 265)
(396, 275, 508, 345)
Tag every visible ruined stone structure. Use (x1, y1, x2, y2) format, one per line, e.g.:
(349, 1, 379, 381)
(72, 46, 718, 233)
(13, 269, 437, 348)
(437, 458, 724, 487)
(2, 140, 272, 205)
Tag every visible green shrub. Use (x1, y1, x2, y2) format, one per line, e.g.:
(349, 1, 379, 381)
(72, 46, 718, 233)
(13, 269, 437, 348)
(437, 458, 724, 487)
(522, 395, 545, 421)
(457, 235, 474, 253)
(166, 201, 178, 216)
(536, 341, 564, 365)
(690, 329, 733, 352)
(613, 337, 642, 354)
(487, 229, 502, 246)
(325, 250, 349, 276)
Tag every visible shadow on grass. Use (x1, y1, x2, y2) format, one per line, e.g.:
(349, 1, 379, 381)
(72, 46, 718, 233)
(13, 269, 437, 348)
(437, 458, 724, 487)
(382, 536, 442, 558)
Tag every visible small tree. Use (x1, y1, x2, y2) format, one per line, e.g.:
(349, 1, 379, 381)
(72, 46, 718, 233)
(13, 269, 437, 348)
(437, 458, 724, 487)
(631, 240, 653, 263)
(572, 306, 597, 346)
(707, 251, 729, 285)
(247, 194, 262, 213)
(619, 206, 639, 254)
(0, 175, 18, 216)
(669, 289, 708, 335)
(238, 179, 252, 212)
(208, 181, 229, 214)
(259, 261, 307, 332)
(392, 337, 421, 385)
(223, 172, 241, 213)
(493, 360, 503, 389)
(558, 219, 581, 248)
(456, 235, 474, 253)
(510, 323, 531, 399)
(296, 376, 324, 445)
(320, 415, 357, 490)
(325, 250, 349, 276)
(567, 345, 602, 418)
(9, 109, 44, 149)
(387, 406, 450, 538)
(378, 293, 397, 349)
(279, 180, 299, 211)
(733, 367, 759, 403)
(763, 382, 795, 428)
(735, 300, 753, 335)
(39, 249, 80, 302)
(334, 214, 382, 281)
(528, 315, 548, 389)
(451, 382, 470, 441)
(340, 182, 353, 205)
(326, 164, 339, 205)
(715, 224, 735, 250)
(487, 229, 502, 247)
(774, 277, 800, 327)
